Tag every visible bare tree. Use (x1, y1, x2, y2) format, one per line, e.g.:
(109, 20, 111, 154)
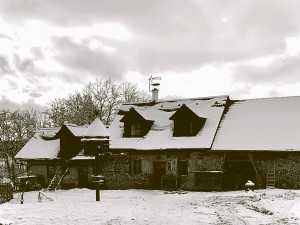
(48, 78, 150, 126)
(0, 109, 47, 181)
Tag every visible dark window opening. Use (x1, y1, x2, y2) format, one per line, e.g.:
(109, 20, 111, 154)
(133, 160, 142, 173)
(178, 160, 188, 175)
(173, 119, 205, 137)
(123, 121, 153, 138)
(131, 123, 141, 137)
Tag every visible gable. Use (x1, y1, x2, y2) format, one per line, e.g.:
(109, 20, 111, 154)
(120, 108, 148, 123)
(57, 125, 82, 159)
(169, 104, 204, 121)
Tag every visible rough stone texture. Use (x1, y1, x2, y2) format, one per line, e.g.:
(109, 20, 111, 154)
(96, 151, 225, 190)
(182, 152, 224, 190)
(196, 153, 224, 171)
(254, 153, 300, 189)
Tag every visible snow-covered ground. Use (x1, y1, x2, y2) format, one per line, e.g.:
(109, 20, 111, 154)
(0, 188, 300, 225)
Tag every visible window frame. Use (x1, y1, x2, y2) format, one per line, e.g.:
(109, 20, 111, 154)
(130, 123, 141, 137)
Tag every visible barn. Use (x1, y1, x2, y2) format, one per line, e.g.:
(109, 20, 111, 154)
(212, 96, 300, 190)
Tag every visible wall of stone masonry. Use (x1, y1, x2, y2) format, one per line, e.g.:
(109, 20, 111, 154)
(253, 152, 300, 189)
(96, 151, 225, 190)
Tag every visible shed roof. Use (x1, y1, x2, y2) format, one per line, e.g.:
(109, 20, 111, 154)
(212, 96, 300, 151)
(109, 96, 228, 150)
(15, 135, 60, 160)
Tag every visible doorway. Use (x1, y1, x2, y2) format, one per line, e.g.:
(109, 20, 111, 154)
(223, 153, 256, 190)
(153, 162, 166, 189)
(78, 164, 89, 187)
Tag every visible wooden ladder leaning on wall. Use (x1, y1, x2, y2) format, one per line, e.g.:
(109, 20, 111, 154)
(266, 157, 276, 189)
(46, 161, 70, 191)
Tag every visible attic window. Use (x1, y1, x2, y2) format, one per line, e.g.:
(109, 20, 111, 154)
(174, 120, 200, 136)
(130, 124, 141, 137)
(169, 104, 206, 137)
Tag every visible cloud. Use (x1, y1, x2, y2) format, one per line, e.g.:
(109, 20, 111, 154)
(0, 34, 12, 40)
(0, 55, 13, 74)
(52, 36, 126, 80)
(1, 0, 296, 74)
(1, 0, 300, 107)
(0, 96, 44, 111)
(233, 55, 300, 85)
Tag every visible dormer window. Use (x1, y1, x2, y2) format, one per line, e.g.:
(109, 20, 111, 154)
(170, 104, 206, 137)
(130, 123, 141, 137)
(120, 108, 154, 138)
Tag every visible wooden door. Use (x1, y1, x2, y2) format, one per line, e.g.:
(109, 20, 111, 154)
(78, 164, 88, 187)
(153, 162, 166, 189)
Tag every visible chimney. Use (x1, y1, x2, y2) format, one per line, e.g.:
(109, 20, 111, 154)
(149, 75, 161, 102)
(152, 88, 159, 101)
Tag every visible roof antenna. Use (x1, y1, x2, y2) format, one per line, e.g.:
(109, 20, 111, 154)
(149, 75, 161, 102)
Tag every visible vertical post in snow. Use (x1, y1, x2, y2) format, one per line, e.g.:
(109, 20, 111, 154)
(96, 182, 100, 201)
(95, 154, 100, 202)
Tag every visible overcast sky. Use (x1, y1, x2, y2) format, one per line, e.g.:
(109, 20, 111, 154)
(1, 0, 300, 110)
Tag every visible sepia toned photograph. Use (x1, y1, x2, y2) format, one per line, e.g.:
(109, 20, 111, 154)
(0, 1, 300, 224)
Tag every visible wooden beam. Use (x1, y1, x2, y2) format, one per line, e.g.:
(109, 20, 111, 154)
(248, 153, 262, 188)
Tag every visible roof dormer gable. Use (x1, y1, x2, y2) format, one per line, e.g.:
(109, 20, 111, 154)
(120, 108, 149, 123)
(120, 108, 154, 137)
(169, 104, 206, 137)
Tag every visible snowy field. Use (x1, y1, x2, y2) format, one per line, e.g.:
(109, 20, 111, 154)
(0, 188, 300, 225)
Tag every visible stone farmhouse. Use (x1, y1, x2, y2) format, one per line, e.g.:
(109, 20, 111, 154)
(15, 95, 300, 191)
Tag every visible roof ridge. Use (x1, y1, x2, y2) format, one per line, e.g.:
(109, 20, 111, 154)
(232, 95, 300, 102)
(123, 95, 229, 105)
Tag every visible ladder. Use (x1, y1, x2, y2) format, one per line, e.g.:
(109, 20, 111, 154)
(47, 164, 70, 191)
(266, 158, 276, 189)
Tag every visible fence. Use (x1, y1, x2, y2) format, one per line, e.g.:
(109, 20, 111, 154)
(0, 184, 13, 204)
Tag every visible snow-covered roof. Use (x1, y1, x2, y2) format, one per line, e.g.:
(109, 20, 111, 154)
(109, 96, 228, 150)
(212, 96, 300, 151)
(65, 124, 88, 137)
(15, 135, 60, 160)
(83, 118, 110, 137)
(15, 124, 88, 160)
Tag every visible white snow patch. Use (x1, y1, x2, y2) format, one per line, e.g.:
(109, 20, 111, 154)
(0, 189, 299, 225)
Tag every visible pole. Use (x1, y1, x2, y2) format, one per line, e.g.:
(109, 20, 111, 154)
(96, 182, 100, 201)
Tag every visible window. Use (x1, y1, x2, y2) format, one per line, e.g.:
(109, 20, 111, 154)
(174, 120, 197, 137)
(178, 160, 188, 175)
(133, 160, 142, 173)
(47, 165, 56, 178)
(131, 124, 141, 137)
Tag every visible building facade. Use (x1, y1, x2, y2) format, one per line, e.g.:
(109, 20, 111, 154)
(15, 95, 300, 190)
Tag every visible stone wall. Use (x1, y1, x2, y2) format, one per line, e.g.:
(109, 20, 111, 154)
(98, 151, 225, 190)
(181, 152, 224, 190)
(254, 152, 300, 189)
